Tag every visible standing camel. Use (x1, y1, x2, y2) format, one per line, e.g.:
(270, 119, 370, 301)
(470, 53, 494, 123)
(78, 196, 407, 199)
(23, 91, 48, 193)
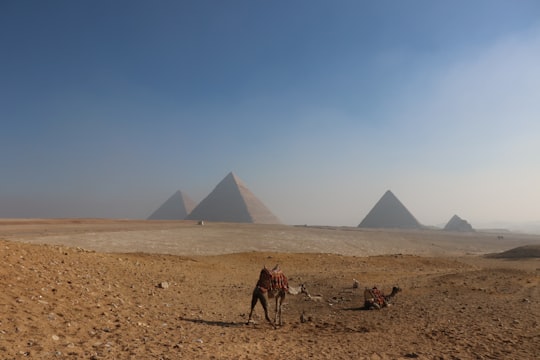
(247, 265, 290, 327)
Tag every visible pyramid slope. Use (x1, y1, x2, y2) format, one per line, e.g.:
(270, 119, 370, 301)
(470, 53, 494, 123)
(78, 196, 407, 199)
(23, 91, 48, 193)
(148, 191, 195, 220)
(358, 190, 421, 229)
(444, 214, 474, 232)
(186, 172, 280, 224)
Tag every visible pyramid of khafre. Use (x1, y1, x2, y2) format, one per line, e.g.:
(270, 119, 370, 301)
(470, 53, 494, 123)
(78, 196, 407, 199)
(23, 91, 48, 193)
(444, 214, 474, 232)
(358, 190, 422, 229)
(186, 172, 280, 224)
(148, 190, 196, 220)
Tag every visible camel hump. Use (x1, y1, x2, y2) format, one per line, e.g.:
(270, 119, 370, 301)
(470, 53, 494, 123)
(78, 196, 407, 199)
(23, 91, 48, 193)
(272, 273, 288, 290)
(270, 268, 288, 290)
(365, 287, 385, 305)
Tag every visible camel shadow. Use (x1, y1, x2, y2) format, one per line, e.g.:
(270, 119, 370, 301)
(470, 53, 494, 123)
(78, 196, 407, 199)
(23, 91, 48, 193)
(180, 317, 245, 328)
(342, 306, 368, 311)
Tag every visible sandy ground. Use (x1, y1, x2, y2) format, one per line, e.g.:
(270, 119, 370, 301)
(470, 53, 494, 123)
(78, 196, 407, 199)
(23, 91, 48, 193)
(0, 219, 539, 359)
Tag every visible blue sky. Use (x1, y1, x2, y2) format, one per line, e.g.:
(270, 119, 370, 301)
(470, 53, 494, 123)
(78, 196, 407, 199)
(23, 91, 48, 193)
(1, 1, 539, 230)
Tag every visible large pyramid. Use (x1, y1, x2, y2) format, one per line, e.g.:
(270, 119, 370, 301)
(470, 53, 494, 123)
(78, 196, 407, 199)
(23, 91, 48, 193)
(148, 190, 196, 220)
(186, 172, 280, 224)
(358, 190, 422, 229)
(444, 214, 474, 232)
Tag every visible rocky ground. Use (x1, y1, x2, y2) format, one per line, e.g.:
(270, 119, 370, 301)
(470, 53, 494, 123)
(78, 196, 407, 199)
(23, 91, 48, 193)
(0, 219, 539, 359)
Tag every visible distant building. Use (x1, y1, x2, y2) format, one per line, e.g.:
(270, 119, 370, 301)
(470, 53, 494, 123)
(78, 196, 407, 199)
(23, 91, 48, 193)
(444, 214, 474, 232)
(148, 190, 195, 220)
(186, 172, 280, 224)
(358, 190, 422, 229)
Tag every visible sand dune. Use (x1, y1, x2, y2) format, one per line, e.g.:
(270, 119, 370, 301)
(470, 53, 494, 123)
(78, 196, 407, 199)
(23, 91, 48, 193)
(486, 244, 540, 259)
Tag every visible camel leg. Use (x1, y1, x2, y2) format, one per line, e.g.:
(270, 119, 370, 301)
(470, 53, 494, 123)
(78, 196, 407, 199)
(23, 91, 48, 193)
(274, 296, 279, 326)
(281, 292, 286, 325)
(247, 291, 258, 324)
(247, 288, 271, 324)
(259, 292, 271, 323)
(275, 292, 285, 326)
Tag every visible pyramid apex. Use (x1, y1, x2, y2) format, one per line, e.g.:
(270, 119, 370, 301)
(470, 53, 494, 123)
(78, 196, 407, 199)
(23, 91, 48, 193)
(383, 190, 396, 197)
(221, 171, 246, 187)
(225, 171, 241, 181)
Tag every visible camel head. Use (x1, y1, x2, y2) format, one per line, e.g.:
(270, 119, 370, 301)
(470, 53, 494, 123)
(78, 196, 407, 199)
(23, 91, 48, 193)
(389, 286, 402, 297)
(300, 283, 308, 295)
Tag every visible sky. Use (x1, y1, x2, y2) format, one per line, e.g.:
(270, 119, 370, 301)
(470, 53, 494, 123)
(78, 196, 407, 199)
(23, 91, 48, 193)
(1, 1, 540, 231)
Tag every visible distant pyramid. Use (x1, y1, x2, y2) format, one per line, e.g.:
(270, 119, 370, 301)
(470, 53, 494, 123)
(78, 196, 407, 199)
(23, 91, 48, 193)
(186, 172, 280, 224)
(444, 214, 474, 232)
(358, 190, 421, 229)
(148, 190, 196, 220)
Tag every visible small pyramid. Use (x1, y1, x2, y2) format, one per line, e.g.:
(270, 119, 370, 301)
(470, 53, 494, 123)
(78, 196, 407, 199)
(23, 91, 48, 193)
(444, 214, 474, 232)
(148, 190, 196, 220)
(358, 190, 421, 229)
(186, 172, 280, 224)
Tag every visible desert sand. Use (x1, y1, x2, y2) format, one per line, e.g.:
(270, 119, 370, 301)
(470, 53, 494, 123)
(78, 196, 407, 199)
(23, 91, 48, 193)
(0, 219, 539, 359)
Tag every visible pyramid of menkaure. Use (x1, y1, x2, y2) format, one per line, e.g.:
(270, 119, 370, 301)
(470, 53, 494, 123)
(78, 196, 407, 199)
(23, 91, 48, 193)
(358, 190, 421, 229)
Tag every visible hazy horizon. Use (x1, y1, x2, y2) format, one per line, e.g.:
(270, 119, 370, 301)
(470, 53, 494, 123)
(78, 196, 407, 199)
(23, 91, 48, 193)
(2, 1, 539, 231)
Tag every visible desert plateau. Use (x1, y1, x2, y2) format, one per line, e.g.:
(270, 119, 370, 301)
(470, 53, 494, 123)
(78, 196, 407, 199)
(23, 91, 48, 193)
(0, 219, 539, 359)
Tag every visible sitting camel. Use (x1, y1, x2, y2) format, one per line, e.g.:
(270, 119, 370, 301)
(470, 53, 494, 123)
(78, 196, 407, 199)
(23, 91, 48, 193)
(247, 265, 305, 327)
(364, 286, 401, 310)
